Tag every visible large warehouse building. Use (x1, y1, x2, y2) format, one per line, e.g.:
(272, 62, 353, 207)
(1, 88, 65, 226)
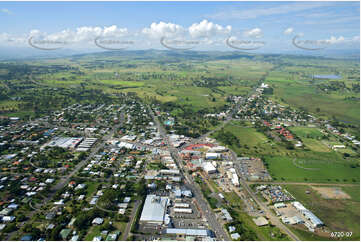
(139, 195, 169, 225)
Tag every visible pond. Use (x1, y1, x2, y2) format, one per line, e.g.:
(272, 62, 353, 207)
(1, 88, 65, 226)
(312, 74, 341, 79)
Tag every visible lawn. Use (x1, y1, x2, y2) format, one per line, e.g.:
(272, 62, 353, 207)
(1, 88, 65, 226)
(113, 221, 127, 234)
(212, 123, 281, 157)
(289, 127, 324, 139)
(85, 181, 99, 197)
(301, 138, 331, 152)
(84, 225, 103, 241)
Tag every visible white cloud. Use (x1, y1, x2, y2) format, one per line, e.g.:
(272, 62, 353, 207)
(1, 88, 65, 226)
(322, 35, 359, 45)
(1, 8, 12, 15)
(284, 27, 294, 35)
(188, 19, 231, 38)
(103, 25, 128, 37)
(324, 36, 345, 44)
(243, 28, 263, 38)
(142, 21, 184, 38)
(0, 33, 10, 41)
(310, 35, 359, 45)
(28, 25, 128, 43)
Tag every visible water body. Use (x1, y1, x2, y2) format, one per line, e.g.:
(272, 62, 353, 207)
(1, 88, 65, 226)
(312, 74, 341, 79)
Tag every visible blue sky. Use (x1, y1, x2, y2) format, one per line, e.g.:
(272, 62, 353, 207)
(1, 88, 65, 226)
(0, 1, 359, 52)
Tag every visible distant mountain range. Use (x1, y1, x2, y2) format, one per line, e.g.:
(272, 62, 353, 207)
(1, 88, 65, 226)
(0, 46, 359, 61)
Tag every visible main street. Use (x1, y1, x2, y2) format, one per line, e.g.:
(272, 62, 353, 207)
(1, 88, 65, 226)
(148, 106, 230, 241)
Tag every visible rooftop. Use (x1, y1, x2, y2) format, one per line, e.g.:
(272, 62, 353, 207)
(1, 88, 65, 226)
(140, 194, 168, 223)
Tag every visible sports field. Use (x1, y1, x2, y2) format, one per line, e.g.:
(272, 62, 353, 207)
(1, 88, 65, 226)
(265, 155, 360, 183)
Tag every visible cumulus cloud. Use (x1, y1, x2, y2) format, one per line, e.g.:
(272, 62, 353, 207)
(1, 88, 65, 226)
(284, 27, 294, 35)
(243, 28, 263, 38)
(27, 25, 128, 43)
(142, 21, 184, 38)
(188, 19, 231, 38)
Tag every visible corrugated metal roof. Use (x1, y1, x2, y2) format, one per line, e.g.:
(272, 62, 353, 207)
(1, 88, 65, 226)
(302, 210, 323, 225)
(165, 228, 212, 237)
(140, 195, 168, 223)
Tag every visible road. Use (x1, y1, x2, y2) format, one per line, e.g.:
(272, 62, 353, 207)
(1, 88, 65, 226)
(173, 84, 301, 241)
(186, 87, 255, 146)
(148, 106, 230, 241)
(121, 200, 141, 240)
(226, 116, 301, 241)
(238, 177, 300, 240)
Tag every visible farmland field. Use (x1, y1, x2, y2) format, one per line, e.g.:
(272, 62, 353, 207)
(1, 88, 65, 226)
(266, 80, 360, 126)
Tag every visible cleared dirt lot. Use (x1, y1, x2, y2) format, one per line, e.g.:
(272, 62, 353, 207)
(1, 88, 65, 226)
(311, 186, 351, 199)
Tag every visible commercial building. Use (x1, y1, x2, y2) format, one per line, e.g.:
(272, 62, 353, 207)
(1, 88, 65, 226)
(43, 137, 83, 150)
(274, 202, 286, 209)
(221, 209, 233, 222)
(165, 228, 214, 238)
(205, 153, 220, 160)
(174, 208, 193, 214)
(203, 162, 217, 174)
(231, 173, 239, 186)
(174, 203, 190, 208)
(292, 201, 324, 228)
(140, 195, 169, 225)
(159, 169, 180, 176)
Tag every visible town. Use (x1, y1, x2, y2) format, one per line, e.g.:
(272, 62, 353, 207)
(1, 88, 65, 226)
(0, 80, 359, 241)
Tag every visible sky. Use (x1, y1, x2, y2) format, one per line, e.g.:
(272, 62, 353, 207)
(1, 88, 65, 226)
(0, 1, 359, 53)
